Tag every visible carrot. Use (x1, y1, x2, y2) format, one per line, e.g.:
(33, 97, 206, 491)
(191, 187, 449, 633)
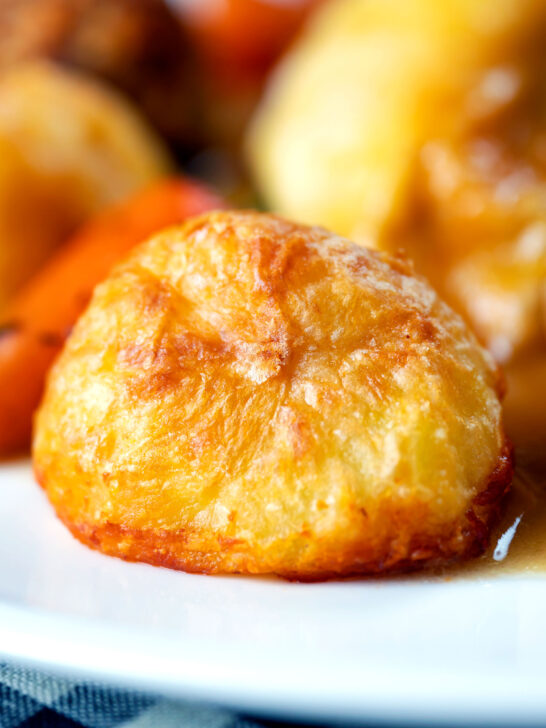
(0, 177, 225, 455)
(178, 0, 321, 73)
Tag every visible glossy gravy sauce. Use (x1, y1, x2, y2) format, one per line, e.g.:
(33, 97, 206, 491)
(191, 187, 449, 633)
(462, 355, 546, 576)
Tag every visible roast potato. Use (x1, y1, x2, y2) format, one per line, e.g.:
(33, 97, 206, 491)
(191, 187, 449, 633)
(0, 61, 170, 305)
(33, 211, 511, 579)
(248, 0, 546, 363)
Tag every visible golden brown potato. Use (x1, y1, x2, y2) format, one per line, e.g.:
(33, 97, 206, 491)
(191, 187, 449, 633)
(248, 0, 546, 364)
(33, 211, 511, 579)
(441, 223, 546, 363)
(0, 61, 171, 306)
(249, 0, 546, 241)
(404, 136, 546, 364)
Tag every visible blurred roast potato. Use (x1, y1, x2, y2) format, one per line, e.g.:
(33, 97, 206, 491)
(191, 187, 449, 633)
(0, 61, 171, 305)
(248, 0, 546, 363)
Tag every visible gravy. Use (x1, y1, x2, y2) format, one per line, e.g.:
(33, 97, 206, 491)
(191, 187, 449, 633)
(464, 355, 546, 575)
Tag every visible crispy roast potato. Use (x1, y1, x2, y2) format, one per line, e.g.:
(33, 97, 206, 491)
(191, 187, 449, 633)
(33, 211, 511, 579)
(0, 61, 170, 306)
(248, 0, 546, 363)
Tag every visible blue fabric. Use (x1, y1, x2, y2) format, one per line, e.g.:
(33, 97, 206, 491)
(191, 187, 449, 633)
(0, 663, 264, 728)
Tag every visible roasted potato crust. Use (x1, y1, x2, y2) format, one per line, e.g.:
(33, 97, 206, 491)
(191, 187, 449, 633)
(37, 444, 512, 580)
(33, 211, 512, 579)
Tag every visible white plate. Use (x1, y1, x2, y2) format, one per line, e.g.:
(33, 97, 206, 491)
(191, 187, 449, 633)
(2, 459, 546, 726)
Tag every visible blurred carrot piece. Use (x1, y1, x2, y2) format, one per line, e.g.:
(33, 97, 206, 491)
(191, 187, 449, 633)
(177, 0, 321, 73)
(0, 177, 225, 455)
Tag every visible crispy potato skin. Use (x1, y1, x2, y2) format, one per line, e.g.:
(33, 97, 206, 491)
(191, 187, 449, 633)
(33, 211, 512, 579)
(37, 445, 512, 581)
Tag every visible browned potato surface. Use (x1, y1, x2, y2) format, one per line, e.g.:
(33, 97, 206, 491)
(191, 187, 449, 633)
(34, 211, 511, 579)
